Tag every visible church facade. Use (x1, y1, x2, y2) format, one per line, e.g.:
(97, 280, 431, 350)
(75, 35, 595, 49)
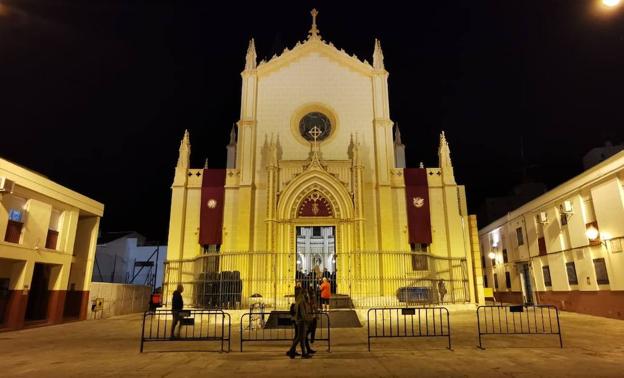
(165, 10, 483, 309)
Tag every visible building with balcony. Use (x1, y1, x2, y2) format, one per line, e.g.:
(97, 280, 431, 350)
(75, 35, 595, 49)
(0, 158, 104, 330)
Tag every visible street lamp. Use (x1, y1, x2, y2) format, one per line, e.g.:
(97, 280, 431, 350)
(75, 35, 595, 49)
(603, 0, 621, 7)
(487, 252, 496, 260)
(586, 225, 600, 241)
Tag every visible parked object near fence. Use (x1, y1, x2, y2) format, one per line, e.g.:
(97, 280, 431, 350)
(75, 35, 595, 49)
(367, 307, 451, 351)
(88, 282, 151, 319)
(140, 309, 231, 352)
(240, 311, 330, 352)
(476, 304, 562, 349)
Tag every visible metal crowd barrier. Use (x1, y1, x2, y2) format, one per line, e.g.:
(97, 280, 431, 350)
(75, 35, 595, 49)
(140, 309, 231, 352)
(240, 310, 331, 352)
(476, 304, 562, 349)
(367, 307, 451, 351)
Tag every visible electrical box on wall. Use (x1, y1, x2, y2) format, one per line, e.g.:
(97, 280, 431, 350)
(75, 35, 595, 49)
(560, 200, 573, 214)
(0, 176, 15, 193)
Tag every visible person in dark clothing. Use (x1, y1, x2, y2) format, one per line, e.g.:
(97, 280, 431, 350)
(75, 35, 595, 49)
(170, 284, 184, 339)
(305, 286, 317, 353)
(287, 287, 312, 359)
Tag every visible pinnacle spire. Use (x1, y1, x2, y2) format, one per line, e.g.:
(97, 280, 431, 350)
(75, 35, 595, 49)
(438, 130, 455, 184)
(373, 38, 384, 70)
(394, 122, 403, 145)
(307, 9, 321, 40)
(203, 158, 209, 169)
(245, 38, 257, 70)
(229, 124, 237, 146)
(177, 129, 191, 169)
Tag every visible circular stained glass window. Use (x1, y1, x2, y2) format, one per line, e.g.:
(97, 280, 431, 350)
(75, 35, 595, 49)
(299, 112, 332, 142)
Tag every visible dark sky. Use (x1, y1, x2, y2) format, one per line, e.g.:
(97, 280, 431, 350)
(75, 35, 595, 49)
(1, 0, 623, 242)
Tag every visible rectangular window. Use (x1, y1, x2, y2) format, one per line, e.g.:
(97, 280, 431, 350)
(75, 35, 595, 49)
(4, 220, 22, 244)
(542, 266, 552, 287)
(312, 227, 321, 237)
(566, 261, 578, 285)
(593, 258, 609, 285)
(503, 249, 508, 263)
(516, 227, 524, 246)
(560, 213, 568, 226)
(494, 273, 499, 289)
(483, 275, 488, 288)
(505, 271, 511, 289)
(538, 237, 547, 256)
(481, 256, 485, 268)
(411, 253, 428, 271)
(45, 230, 59, 250)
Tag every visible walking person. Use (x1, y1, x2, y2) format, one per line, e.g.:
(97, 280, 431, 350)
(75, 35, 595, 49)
(320, 277, 331, 312)
(305, 286, 318, 354)
(170, 284, 184, 339)
(287, 286, 312, 359)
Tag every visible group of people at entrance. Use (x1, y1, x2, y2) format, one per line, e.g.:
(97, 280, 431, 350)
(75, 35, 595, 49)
(287, 278, 331, 359)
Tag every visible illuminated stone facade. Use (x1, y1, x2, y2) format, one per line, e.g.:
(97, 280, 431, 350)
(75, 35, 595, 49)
(166, 10, 482, 307)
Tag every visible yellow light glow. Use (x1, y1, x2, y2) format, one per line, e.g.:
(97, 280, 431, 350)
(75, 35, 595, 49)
(488, 252, 496, 260)
(603, 0, 620, 7)
(586, 226, 600, 241)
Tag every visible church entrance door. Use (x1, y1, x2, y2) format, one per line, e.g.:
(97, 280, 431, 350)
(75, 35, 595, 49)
(295, 226, 336, 294)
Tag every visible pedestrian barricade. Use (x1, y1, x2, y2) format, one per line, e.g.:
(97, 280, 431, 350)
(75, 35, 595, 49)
(367, 307, 451, 351)
(240, 310, 331, 352)
(140, 309, 231, 352)
(476, 304, 562, 349)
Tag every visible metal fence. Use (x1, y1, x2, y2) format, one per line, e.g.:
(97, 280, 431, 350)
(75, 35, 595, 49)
(240, 311, 330, 352)
(367, 307, 451, 351)
(476, 304, 562, 349)
(140, 309, 231, 352)
(163, 251, 470, 310)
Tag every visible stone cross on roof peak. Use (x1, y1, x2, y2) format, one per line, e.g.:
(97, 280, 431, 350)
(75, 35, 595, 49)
(308, 8, 321, 40)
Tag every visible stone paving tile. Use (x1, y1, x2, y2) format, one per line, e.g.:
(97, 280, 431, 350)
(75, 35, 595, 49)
(0, 310, 623, 377)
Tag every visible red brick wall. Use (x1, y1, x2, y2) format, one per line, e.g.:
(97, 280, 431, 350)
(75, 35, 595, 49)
(493, 291, 524, 304)
(537, 291, 624, 320)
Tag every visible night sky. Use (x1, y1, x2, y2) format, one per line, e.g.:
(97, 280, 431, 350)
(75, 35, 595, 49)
(1, 1, 623, 242)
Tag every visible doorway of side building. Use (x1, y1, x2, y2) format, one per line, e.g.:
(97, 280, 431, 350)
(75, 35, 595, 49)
(295, 226, 336, 293)
(25, 263, 51, 323)
(520, 262, 534, 305)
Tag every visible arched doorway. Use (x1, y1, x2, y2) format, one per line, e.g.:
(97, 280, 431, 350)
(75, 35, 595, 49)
(275, 168, 354, 299)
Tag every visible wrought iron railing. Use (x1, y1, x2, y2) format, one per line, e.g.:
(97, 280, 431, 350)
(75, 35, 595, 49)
(162, 251, 470, 310)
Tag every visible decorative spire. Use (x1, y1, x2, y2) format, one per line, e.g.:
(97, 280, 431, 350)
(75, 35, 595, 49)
(228, 124, 237, 146)
(177, 129, 191, 169)
(438, 130, 456, 184)
(373, 38, 384, 70)
(203, 158, 209, 169)
(419, 162, 424, 169)
(245, 38, 257, 70)
(307, 8, 321, 40)
(394, 123, 406, 169)
(394, 122, 403, 145)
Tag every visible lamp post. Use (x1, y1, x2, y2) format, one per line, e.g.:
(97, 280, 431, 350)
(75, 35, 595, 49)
(603, 0, 621, 7)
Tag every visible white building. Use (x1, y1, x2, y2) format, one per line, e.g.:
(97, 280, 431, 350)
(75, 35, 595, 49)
(479, 151, 624, 320)
(94, 232, 166, 289)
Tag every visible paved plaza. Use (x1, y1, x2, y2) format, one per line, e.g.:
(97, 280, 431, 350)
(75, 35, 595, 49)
(0, 309, 623, 377)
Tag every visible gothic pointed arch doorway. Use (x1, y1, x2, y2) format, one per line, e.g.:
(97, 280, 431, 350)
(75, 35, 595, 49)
(275, 168, 355, 300)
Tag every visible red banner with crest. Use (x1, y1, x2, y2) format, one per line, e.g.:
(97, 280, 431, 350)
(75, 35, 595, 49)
(199, 169, 226, 246)
(404, 168, 432, 244)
